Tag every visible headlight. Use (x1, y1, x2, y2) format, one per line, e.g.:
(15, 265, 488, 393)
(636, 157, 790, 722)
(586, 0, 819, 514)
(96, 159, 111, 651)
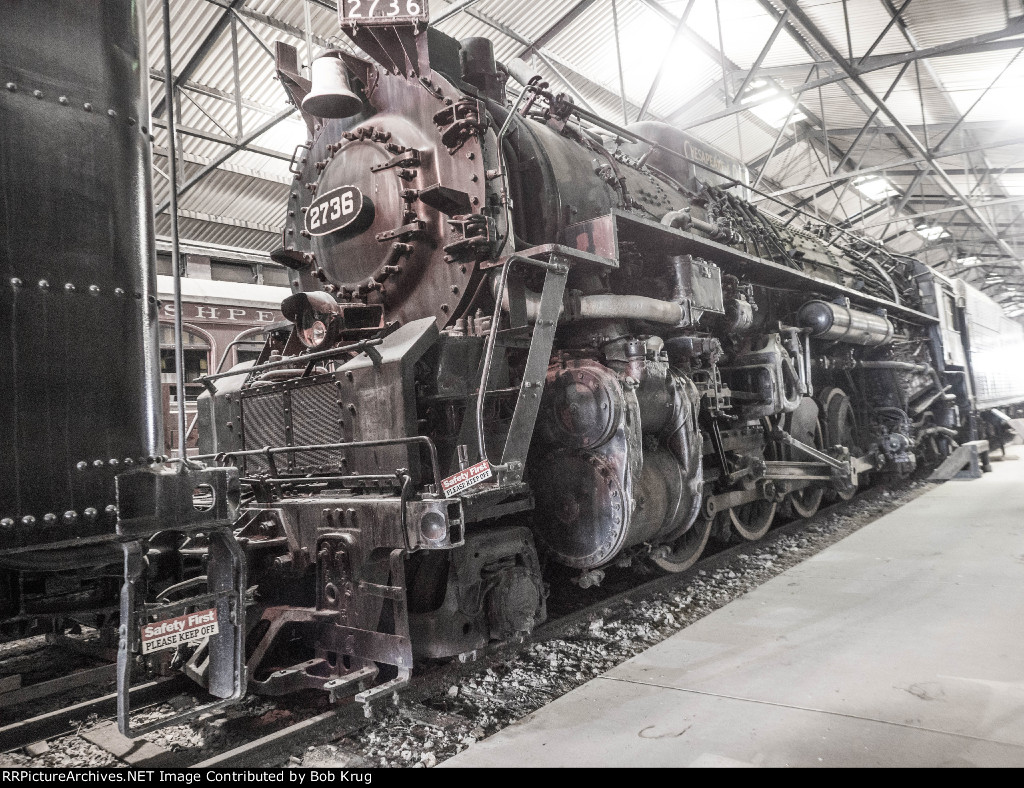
(282, 292, 343, 351)
(300, 317, 329, 348)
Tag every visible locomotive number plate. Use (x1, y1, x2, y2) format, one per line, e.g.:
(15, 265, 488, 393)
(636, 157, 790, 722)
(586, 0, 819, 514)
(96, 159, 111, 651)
(341, 0, 425, 20)
(441, 460, 493, 498)
(305, 185, 373, 237)
(140, 608, 219, 655)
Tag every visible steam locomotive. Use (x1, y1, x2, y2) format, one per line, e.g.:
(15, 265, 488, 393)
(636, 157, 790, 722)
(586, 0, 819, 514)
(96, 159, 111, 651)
(3, 2, 1024, 732)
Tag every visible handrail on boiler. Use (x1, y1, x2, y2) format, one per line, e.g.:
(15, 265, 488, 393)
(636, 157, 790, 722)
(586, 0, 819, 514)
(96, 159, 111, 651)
(193, 436, 443, 493)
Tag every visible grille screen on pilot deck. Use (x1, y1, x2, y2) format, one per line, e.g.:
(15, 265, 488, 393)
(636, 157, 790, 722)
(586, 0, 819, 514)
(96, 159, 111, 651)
(241, 381, 344, 475)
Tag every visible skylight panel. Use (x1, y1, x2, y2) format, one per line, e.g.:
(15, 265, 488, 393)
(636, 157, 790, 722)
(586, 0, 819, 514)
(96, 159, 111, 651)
(853, 176, 898, 201)
(916, 224, 949, 241)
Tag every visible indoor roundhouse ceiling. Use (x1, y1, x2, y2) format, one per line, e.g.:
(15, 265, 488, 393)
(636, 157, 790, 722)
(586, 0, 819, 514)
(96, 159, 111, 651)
(147, 0, 1024, 316)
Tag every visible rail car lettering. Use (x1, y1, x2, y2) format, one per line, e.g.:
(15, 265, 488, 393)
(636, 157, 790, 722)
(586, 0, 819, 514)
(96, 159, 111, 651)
(161, 304, 280, 323)
(441, 460, 493, 498)
(140, 608, 219, 655)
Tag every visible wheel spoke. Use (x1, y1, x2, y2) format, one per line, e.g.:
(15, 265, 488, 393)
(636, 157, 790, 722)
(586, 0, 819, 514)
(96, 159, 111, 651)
(729, 500, 776, 541)
(650, 514, 713, 573)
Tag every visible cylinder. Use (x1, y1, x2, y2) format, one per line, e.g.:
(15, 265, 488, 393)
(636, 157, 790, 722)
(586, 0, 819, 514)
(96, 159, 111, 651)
(798, 300, 894, 347)
(461, 37, 496, 83)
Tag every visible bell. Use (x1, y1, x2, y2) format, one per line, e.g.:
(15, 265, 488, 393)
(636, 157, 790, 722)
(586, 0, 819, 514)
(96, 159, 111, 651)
(302, 55, 362, 119)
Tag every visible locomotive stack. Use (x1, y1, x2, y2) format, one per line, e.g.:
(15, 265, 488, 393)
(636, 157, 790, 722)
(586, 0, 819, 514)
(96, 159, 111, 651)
(3, 1, 1024, 739)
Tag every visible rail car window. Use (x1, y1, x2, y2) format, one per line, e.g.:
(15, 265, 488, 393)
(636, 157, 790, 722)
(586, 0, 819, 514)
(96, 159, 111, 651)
(160, 326, 210, 404)
(211, 261, 256, 284)
(235, 348, 262, 366)
(943, 293, 961, 333)
(208, 260, 290, 287)
(261, 265, 290, 287)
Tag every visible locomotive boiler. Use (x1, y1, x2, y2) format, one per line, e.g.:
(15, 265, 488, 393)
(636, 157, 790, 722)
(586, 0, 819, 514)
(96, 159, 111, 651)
(190, 4, 997, 709)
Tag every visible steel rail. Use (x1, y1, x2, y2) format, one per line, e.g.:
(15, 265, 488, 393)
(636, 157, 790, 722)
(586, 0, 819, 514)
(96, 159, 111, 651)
(0, 676, 188, 755)
(197, 435, 443, 489)
(196, 337, 383, 386)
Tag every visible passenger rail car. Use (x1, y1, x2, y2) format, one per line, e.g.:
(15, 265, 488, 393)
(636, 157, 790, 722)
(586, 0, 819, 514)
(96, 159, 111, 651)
(155, 276, 288, 454)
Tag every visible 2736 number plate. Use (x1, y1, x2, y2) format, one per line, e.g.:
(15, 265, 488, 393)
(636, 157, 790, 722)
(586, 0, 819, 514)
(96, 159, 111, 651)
(341, 0, 424, 20)
(304, 185, 372, 236)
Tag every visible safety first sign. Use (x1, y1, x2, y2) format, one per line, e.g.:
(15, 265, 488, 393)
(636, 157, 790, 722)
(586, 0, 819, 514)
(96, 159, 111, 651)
(140, 608, 219, 655)
(441, 460, 493, 498)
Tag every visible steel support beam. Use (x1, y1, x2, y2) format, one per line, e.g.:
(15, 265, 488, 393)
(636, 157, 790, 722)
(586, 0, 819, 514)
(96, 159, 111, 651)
(877, 168, 928, 236)
(751, 66, 817, 190)
(636, 0, 695, 122)
(734, 9, 790, 100)
(230, 7, 280, 62)
(934, 49, 1022, 150)
(155, 107, 297, 216)
(150, 118, 291, 162)
(779, 0, 1016, 259)
(155, 236, 273, 262)
(151, 145, 291, 185)
(835, 61, 911, 174)
(737, 2, 934, 231)
(444, 1, 612, 114)
(638, 0, 740, 69)
(756, 1, 940, 206)
(725, 36, 1024, 84)
(837, 200, 891, 229)
(676, 19, 1024, 131)
(755, 134, 1024, 197)
(149, 69, 282, 118)
(155, 0, 246, 118)
(857, 0, 913, 65)
(637, 0, 858, 197)
(431, 0, 486, 27)
(520, 1, 597, 58)
(814, 120, 1013, 137)
(878, 0, 1024, 262)
(611, 0, 630, 124)
(746, 128, 809, 170)
(171, 208, 280, 236)
(857, 194, 1024, 230)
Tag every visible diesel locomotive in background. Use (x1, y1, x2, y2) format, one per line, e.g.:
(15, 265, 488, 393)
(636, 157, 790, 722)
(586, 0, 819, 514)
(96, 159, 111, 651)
(3, 2, 1023, 730)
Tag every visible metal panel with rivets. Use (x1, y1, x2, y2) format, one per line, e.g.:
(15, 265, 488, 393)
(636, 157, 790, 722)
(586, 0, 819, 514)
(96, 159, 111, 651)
(0, 0, 162, 552)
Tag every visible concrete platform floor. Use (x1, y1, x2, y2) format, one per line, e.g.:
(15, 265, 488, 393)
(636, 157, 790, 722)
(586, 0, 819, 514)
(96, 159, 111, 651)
(444, 451, 1024, 767)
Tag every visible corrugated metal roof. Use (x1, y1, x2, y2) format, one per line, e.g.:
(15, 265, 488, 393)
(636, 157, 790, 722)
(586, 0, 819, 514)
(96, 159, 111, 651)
(145, 0, 1024, 291)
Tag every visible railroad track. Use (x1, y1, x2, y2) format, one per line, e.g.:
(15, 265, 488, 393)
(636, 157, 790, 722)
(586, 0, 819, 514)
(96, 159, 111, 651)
(0, 677, 189, 755)
(203, 483, 925, 767)
(2, 483, 929, 767)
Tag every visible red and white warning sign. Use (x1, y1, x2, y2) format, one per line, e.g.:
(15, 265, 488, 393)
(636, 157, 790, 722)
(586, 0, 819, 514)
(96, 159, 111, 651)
(441, 460, 493, 498)
(140, 608, 219, 655)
